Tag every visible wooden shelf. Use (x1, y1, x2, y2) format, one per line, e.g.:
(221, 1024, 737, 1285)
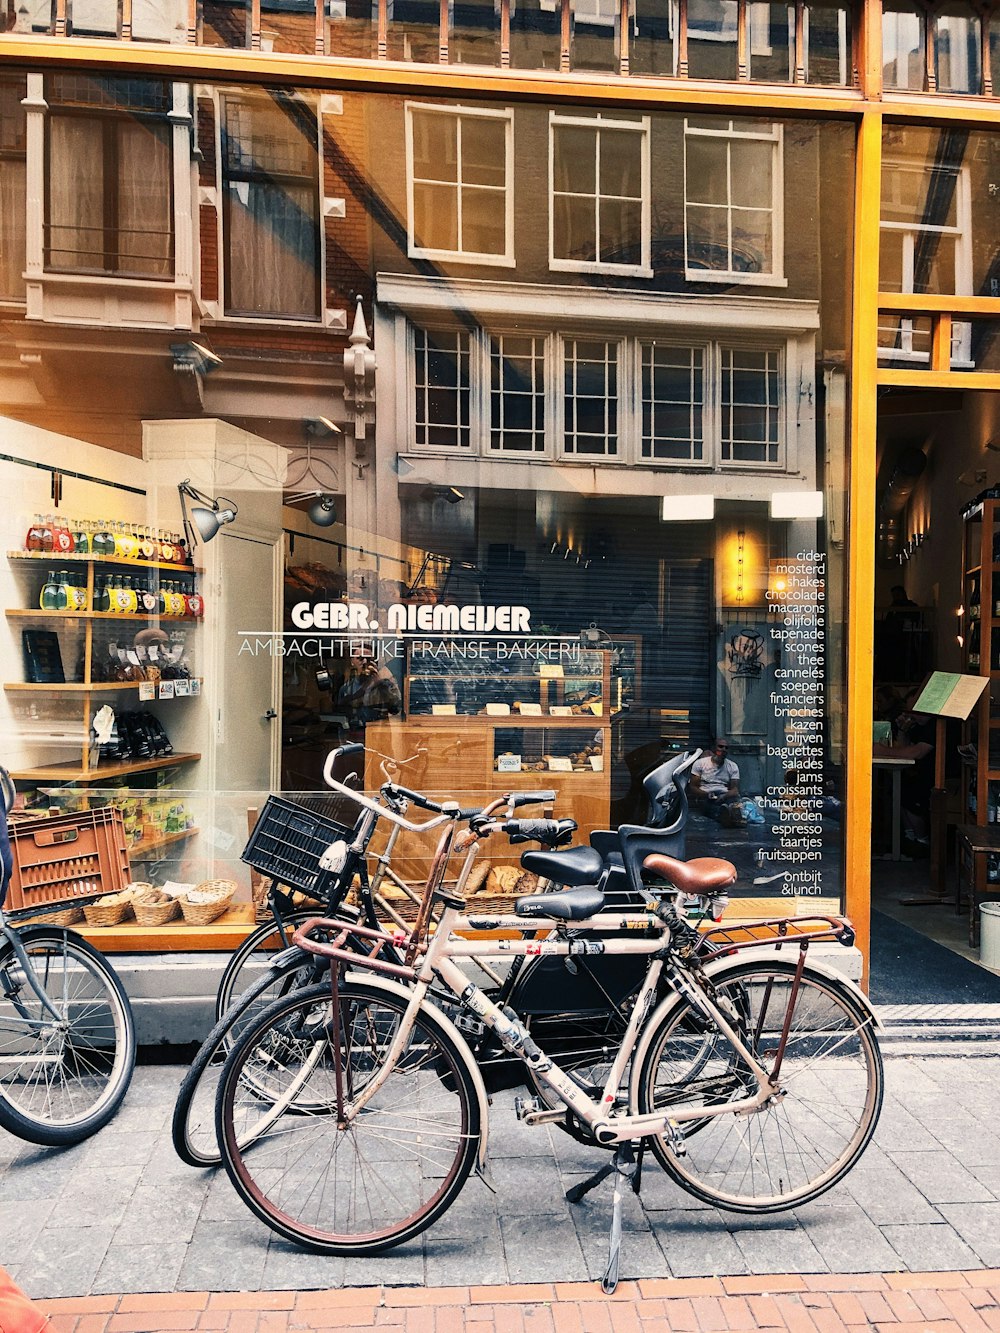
(408, 712, 615, 724)
(4, 680, 203, 694)
(10, 752, 201, 783)
(130, 826, 198, 859)
(76, 903, 255, 954)
(7, 609, 198, 623)
(9, 551, 202, 574)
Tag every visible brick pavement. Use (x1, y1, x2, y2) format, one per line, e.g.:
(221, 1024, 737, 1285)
(34, 1271, 1000, 1333)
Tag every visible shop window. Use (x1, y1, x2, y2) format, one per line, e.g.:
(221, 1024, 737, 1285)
(878, 161, 971, 363)
(509, 0, 563, 69)
(0, 74, 26, 300)
(882, 2, 926, 89)
(406, 104, 512, 263)
(489, 334, 546, 453)
(45, 79, 173, 279)
(385, 0, 441, 61)
(414, 327, 472, 449)
(571, 0, 620, 72)
(563, 337, 619, 457)
(641, 343, 704, 462)
(803, 0, 851, 85)
(720, 347, 780, 465)
(684, 120, 782, 283)
(748, 3, 794, 82)
(549, 114, 649, 274)
(450, 0, 503, 65)
(220, 92, 320, 320)
(934, 4, 981, 94)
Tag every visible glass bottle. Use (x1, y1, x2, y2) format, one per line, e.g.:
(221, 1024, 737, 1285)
(70, 519, 89, 555)
(26, 514, 51, 552)
(40, 569, 64, 611)
(186, 578, 204, 618)
(140, 578, 157, 614)
(969, 620, 981, 669)
(96, 574, 110, 614)
(138, 526, 158, 562)
(93, 522, 115, 558)
(50, 515, 73, 556)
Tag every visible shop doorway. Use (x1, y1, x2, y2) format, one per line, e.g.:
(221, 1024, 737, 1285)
(870, 384, 1000, 991)
(213, 531, 281, 794)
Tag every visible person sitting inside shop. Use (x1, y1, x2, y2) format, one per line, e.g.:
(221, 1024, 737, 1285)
(691, 739, 742, 823)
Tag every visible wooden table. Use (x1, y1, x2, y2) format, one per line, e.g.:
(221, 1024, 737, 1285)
(955, 823, 1000, 946)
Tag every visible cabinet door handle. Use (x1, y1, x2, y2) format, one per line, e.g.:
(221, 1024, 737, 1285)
(263, 709, 278, 720)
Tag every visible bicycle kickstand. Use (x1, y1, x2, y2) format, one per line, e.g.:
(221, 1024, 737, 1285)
(602, 1141, 638, 1295)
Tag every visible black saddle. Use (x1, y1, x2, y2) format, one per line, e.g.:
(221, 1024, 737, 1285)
(520, 845, 604, 887)
(514, 885, 606, 921)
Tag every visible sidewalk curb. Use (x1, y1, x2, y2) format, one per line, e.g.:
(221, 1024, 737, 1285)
(38, 1269, 1000, 1332)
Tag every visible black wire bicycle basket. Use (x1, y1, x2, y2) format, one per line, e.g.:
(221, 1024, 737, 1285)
(241, 795, 357, 897)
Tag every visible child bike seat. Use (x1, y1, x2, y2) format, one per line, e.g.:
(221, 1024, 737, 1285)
(514, 885, 606, 921)
(520, 846, 604, 887)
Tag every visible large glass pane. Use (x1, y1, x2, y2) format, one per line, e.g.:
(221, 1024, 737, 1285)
(327, 0, 378, 58)
(462, 116, 506, 186)
(413, 179, 459, 249)
(461, 185, 505, 253)
(0, 74, 26, 299)
(553, 124, 596, 194)
(411, 109, 458, 182)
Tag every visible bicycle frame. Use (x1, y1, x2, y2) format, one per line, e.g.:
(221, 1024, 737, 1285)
(0, 912, 64, 1026)
(294, 900, 795, 1151)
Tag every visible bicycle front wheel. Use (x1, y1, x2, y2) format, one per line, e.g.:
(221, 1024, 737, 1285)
(216, 979, 481, 1254)
(173, 950, 319, 1168)
(635, 957, 883, 1212)
(0, 926, 136, 1146)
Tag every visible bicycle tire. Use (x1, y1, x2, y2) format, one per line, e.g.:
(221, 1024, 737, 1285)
(216, 978, 481, 1254)
(0, 926, 136, 1147)
(215, 908, 320, 1025)
(634, 956, 883, 1212)
(172, 950, 320, 1168)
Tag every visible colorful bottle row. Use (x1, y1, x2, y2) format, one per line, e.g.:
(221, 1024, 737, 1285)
(39, 570, 204, 617)
(26, 515, 190, 565)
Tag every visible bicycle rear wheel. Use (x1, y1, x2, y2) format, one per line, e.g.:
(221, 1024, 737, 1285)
(0, 926, 135, 1146)
(215, 908, 320, 1026)
(216, 979, 481, 1254)
(635, 957, 883, 1212)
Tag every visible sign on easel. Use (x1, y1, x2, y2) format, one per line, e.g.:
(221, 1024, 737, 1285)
(912, 671, 989, 720)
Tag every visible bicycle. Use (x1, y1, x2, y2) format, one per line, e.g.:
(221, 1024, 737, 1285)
(171, 758, 565, 1167)
(213, 785, 883, 1291)
(0, 768, 136, 1147)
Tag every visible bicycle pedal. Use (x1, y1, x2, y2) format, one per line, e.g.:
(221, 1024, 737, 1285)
(513, 1095, 543, 1121)
(455, 1012, 485, 1037)
(665, 1119, 687, 1157)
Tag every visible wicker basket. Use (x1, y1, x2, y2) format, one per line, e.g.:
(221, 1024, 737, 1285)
(180, 880, 237, 926)
(83, 890, 135, 928)
(27, 905, 85, 927)
(131, 884, 181, 927)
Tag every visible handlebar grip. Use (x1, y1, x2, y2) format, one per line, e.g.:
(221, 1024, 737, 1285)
(508, 790, 556, 809)
(393, 785, 446, 814)
(504, 818, 562, 844)
(331, 743, 365, 759)
(457, 806, 483, 821)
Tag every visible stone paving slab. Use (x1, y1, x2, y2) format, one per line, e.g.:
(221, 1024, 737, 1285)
(29, 1270, 1000, 1333)
(3, 1053, 1000, 1300)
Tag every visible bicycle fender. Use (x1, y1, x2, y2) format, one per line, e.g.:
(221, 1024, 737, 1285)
(342, 969, 491, 1174)
(627, 952, 882, 1112)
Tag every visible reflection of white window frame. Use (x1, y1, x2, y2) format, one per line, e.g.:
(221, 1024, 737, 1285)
(488, 331, 551, 456)
(934, 9, 981, 94)
(878, 161, 972, 365)
(548, 112, 652, 277)
(405, 102, 514, 267)
(667, 0, 778, 53)
(560, 336, 624, 459)
(881, 6, 924, 89)
(411, 324, 473, 450)
(683, 120, 785, 287)
(640, 340, 706, 464)
(802, 4, 849, 85)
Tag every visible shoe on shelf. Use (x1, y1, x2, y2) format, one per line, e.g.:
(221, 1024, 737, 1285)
(958, 743, 978, 762)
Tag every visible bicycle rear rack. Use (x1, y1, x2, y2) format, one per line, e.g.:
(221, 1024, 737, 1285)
(292, 915, 421, 982)
(697, 912, 855, 961)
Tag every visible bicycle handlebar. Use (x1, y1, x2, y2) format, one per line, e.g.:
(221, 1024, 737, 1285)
(323, 748, 455, 834)
(507, 790, 556, 809)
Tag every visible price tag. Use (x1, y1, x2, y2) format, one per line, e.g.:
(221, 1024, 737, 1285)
(539, 665, 564, 679)
(546, 756, 573, 772)
(497, 754, 522, 772)
(158, 681, 175, 699)
(189, 679, 201, 696)
(174, 679, 190, 696)
(516, 702, 543, 716)
(431, 704, 457, 716)
(548, 706, 573, 717)
(485, 703, 511, 716)
(138, 682, 156, 702)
